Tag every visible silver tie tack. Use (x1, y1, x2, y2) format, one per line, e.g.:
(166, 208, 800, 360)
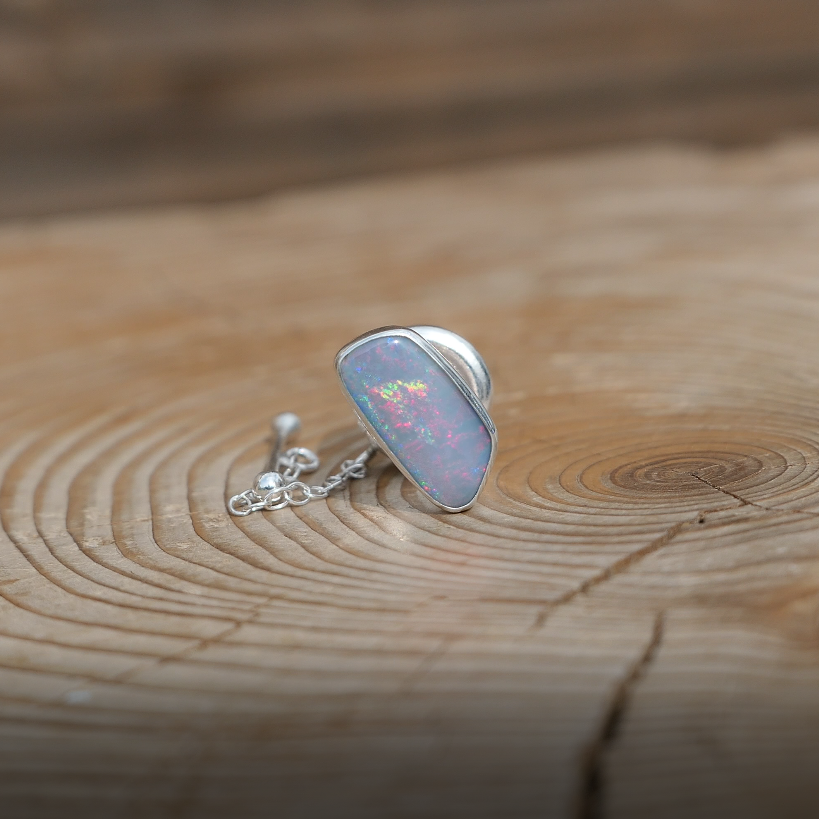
(228, 326, 496, 516)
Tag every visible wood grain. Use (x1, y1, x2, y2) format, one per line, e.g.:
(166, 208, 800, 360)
(3, 0, 819, 218)
(2, 136, 819, 816)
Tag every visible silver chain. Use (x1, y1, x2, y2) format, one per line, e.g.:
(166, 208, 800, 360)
(228, 414, 375, 516)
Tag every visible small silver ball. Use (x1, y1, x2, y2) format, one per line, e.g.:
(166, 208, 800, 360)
(254, 472, 283, 494)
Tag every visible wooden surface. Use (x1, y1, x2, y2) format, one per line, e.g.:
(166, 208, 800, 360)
(3, 0, 819, 219)
(2, 136, 819, 817)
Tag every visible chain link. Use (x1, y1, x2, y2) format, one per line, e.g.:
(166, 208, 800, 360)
(228, 446, 373, 516)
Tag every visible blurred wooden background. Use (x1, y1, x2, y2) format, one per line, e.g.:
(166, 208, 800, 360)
(2, 0, 819, 219)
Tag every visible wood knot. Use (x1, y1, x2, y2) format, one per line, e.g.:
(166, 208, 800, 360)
(494, 421, 819, 519)
(610, 451, 765, 494)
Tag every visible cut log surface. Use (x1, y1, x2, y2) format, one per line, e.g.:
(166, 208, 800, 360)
(2, 138, 819, 817)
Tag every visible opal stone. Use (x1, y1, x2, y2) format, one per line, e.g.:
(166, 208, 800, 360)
(338, 334, 493, 509)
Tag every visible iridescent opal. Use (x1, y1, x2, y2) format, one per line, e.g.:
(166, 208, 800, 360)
(338, 334, 493, 509)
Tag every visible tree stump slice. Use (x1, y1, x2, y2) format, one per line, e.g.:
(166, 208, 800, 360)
(2, 138, 819, 817)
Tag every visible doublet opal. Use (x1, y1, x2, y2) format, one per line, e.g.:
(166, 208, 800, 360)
(338, 334, 493, 510)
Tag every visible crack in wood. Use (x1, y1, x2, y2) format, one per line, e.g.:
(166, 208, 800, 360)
(400, 636, 455, 695)
(690, 472, 819, 518)
(576, 611, 666, 819)
(531, 472, 819, 634)
(688, 472, 764, 510)
(113, 598, 270, 683)
(530, 517, 699, 632)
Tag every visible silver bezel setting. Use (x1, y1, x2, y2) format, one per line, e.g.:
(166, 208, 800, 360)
(334, 326, 497, 513)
